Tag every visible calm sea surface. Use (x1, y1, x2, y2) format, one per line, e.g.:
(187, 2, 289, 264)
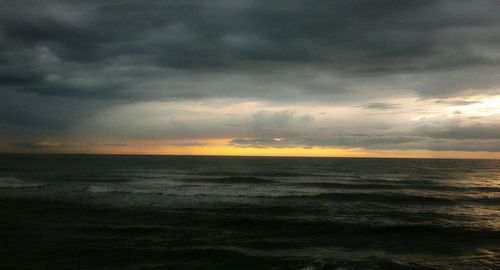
(0, 154, 499, 269)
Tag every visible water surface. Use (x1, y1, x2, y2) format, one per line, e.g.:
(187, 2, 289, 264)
(0, 154, 499, 269)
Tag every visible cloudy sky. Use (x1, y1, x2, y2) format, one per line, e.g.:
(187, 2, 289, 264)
(1, 0, 500, 158)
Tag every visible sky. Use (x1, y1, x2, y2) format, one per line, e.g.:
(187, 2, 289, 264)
(1, 0, 500, 158)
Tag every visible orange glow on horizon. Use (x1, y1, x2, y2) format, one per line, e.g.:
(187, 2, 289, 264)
(4, 140, 499, 159)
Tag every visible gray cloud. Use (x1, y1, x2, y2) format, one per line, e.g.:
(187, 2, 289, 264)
(230, 134, 421, 149)
(251, 110, 313, 127)
(9, 141, 61, 150)
(86, 143, 128, 147)
(2, 0, 500, 99)
(416, 121, 500, 140)
(164, 142, 206, 147)
(359, 102, 402, 110)
(1, 0, 500, 153)
(230, 113, 500, 152)
(230, 134, 500, 152)
(433, 99, 482, 106)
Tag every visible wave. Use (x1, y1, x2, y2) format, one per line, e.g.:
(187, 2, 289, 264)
(176, 176, 275, 184)
(0, 177, 47, 189)
(87, 185, 116, 193)
(85, 184, 499, 206)
(294, 182, 500, 193)
(194, 171, 317, 178)
(164, 246, 499, 270)
(87, 185, 164, 195)
(471, 186, 500, 192)
(294, 192, 500, 205)
(175, 214, 499, 241)
(38, 175, 134, 183)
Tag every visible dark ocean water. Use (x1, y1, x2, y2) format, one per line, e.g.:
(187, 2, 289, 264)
(0, 154, 499, 270)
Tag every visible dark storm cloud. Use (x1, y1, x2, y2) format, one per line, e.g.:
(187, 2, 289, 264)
(0, 90, 105, 131)
(2, 0, 500, 98)
(1, 0, 500, 153)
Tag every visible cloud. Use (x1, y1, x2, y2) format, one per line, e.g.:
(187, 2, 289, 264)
(230, 134, 423, 149)
(163, 142, 206, 147)
(359, 102, 401, 110)
(416, 118, 500, 140)
(248, 110, 314, 138)
(230, 113, 500, 152)
(251, 110, 313, 128)
(1, 1, 500, 154)
(230, 133, 500, 152)
(9, 141, 61, 149)
(2, 0, 500, 101)
(433, 99, 482, 106)
(86, 142, 127, 147)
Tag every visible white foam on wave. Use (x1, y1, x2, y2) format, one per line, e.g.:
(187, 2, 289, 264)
(85, 183, 325, 199)
(87, 185, 162, 195)
(84, 177, 330, 200)
(0, 177, 47, 188)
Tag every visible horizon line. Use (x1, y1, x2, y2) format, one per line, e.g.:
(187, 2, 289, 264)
(0, 152, 498, 161)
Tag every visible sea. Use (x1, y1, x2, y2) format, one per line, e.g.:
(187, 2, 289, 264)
(0, 154, 499, 270)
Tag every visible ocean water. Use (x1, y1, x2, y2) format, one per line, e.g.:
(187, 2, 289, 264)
(0, 154, 499, 270)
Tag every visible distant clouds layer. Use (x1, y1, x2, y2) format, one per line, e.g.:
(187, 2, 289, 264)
(1, 0, 500, 156)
